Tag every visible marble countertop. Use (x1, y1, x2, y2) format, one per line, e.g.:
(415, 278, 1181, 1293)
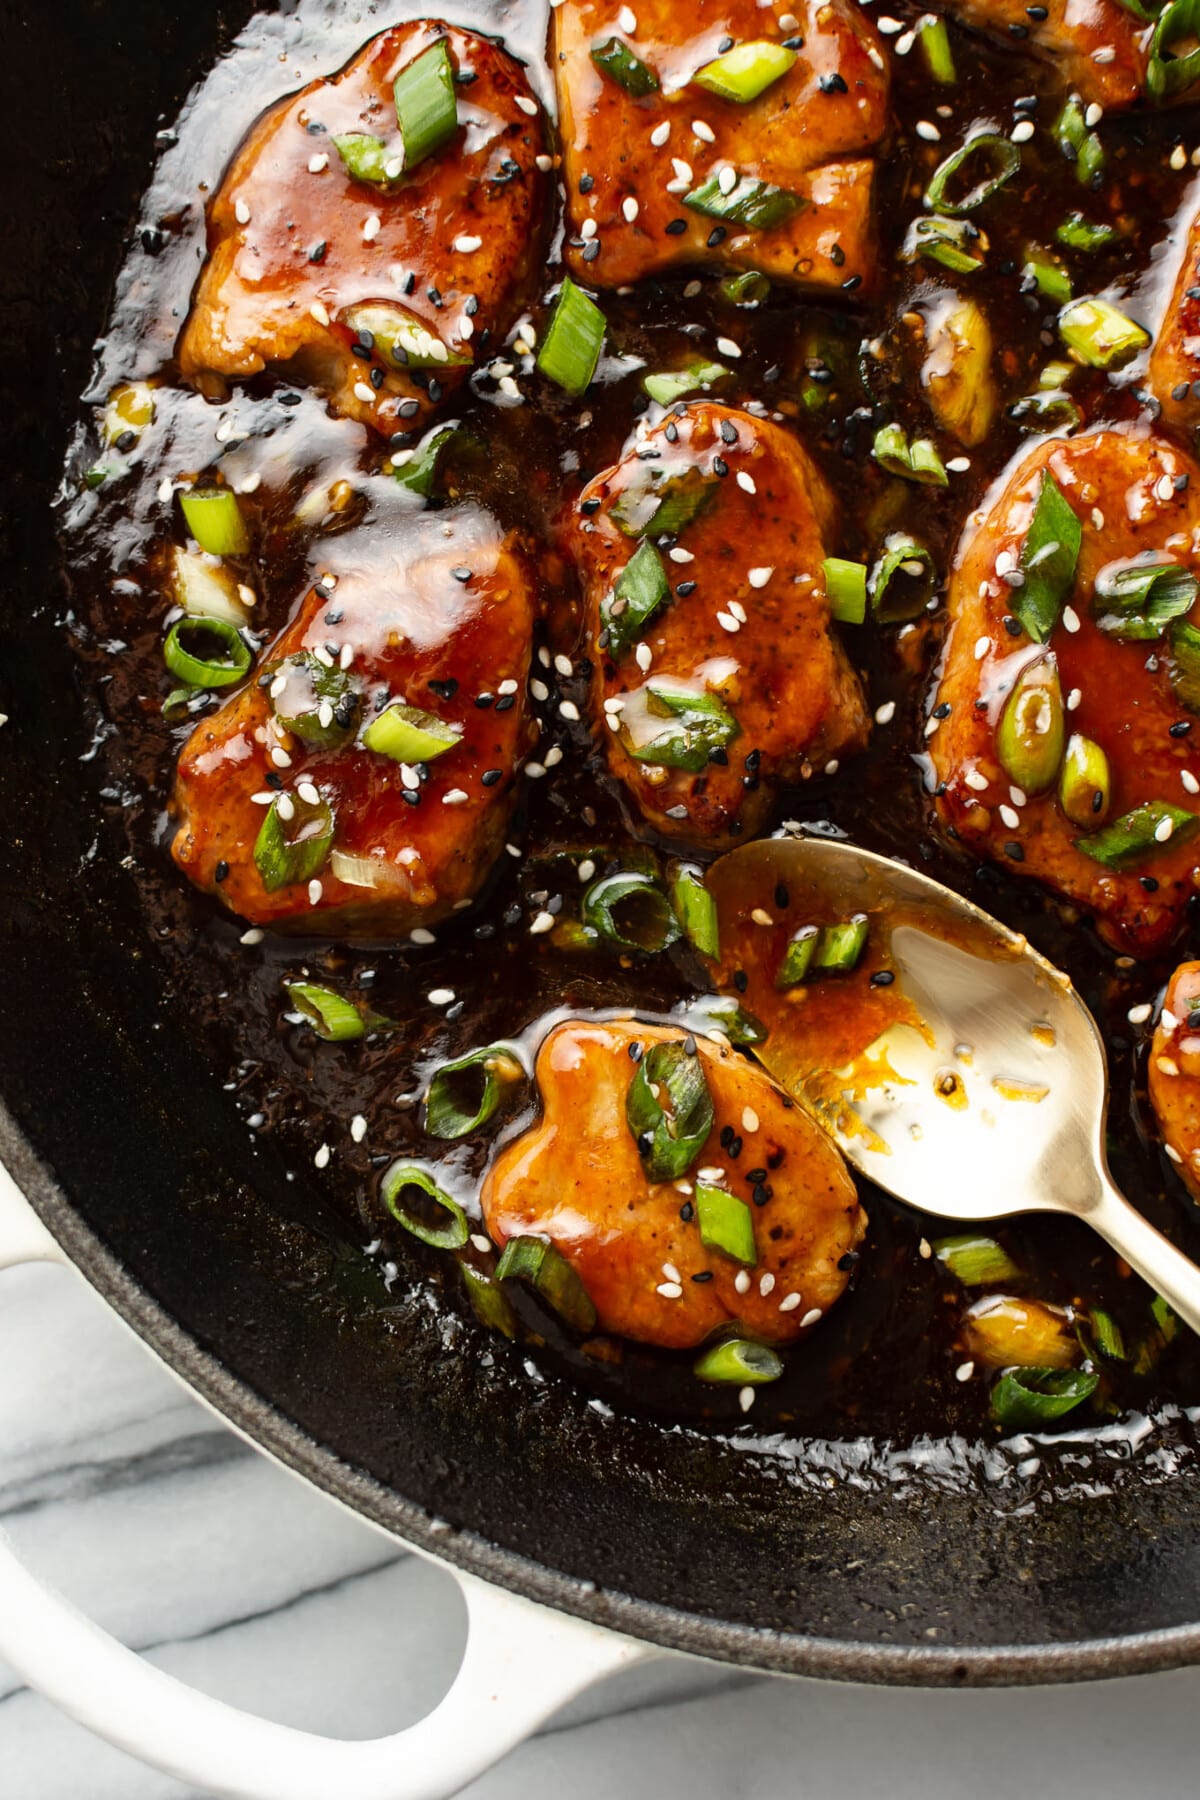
(2, 1258, 1199, 1799)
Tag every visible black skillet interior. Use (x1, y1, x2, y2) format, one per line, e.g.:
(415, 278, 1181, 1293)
(4, 0, 1200, 1683)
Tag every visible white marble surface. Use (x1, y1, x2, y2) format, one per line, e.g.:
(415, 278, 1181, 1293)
(2, 1260, 1200, 1799)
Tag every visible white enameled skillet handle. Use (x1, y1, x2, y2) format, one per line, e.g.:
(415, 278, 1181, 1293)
(0, 1165, 653, 1799)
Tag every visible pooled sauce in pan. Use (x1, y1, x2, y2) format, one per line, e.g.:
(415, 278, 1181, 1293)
(57, 0, 1200, 1452)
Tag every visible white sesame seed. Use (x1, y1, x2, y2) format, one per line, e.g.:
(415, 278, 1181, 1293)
(751, 907, 774, 926)
(363, 215, 381, 241)
(736, 471, 756, 495)
(1085, 102, 1103, 127)
(1092, 45, 1116, 63)
(544, 746, 564, 768)
(916, 120, 941, 142)
(635, 642, 652, 671)
(603, 695, 625, 713)
(250, 792, 274, 806)
(738, 1386, 755, 1412)
(308, 878, 323, 905)
(895, 28, 915, 52)
(877, 14, 903, 31)
(350, 1114, 367, 1143)
(515, 94, 538, 116)
(559, 699, 581, 721)
(947, 456, 971, 473)
(1011, 120, 1035, 143)
(454, 233, 482, 253)
(780, 11, 800, 30)
(354, 382, 376, 404)
(234, 198, 251, 225)
(742, 1106, 760, 1133)
(339, 644, 354, 671)
(1010, 785, 1027, 806)
(410, 927, 436, 946)
(1163, 1008, 1179, 1033)
(716, 336, 742, 358)
(314, 1143, 330, 1169)
(717, 610, 740, 633)
(428, 988, 456, 1006)
(1183, 769, 1199, 795)
(1171, 143, 1189, 172)
(650, 120, 670, 147)
(1127, 1002, 1153, 1024)
(1156, 815, 1175, 842)
(622, 196, 639, 222)
(525, 761, 547, 778)
(759, 1271, 776, 1296)
(718, 163, 738, 195)
(918, 1237, 932, 1259)
(1156, 473, 1176, 502)
(779, 1292, 802, 1313)
(799, 1308, 823, 1329)
(498, 375, 520, 399)
(965, 768, 989, 792)
(668, 546, 695, 564)
(442, 788, 470, 805)
(663, 1261, 681, 1283)
(618, 3, 637, 28)
(1166, 1142, 1183, 1163)
(530, 910, 556, 935)
(308, 152, 329, 173)
(530, 678, 550, 704)
(692, 118, 716, 143)
(999, 804, 1020, 829)
(536, 153, 553, 171)
(240, 928, 265, 946)
(309, 298, 331, 328)
(875, 701, 896, 725)
(672, 157, 693, 183)
(1158, 1055, 1180, 1076)
(1067, 687, 1082, 711)
(974, 635, 990, 661)
(1062, 605, 1081, 634)
(734, 1269, 752, 1295)
(578, 859, 596, 882)
(497, 677, 519, 696)
(955, 1360, 975, 1383)
(656, 1281, 683, 1299)
(729, 600, 747, 624)
(270, 747, 292, 769)
(748, 566, 773, 588)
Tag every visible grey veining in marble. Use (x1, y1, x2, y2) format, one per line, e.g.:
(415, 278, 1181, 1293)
(2, 1261, 1199, 1799)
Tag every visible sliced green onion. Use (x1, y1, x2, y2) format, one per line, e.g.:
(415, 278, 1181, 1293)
(163, 616, 251, 689)
(681, 994, 768, 1045)
(683, 172, 804, 231)
(162, 685, 195, 717)
(382, 1162, 468, 1250)
(693, 1336, 783, 1384)
(1054, 97, 1104, 188)
(823, 557, 868, 625)
(1059, 296, 1150, 370)
(1083, 1306, 1126, 1362)
(1014, 471, 1081, 643)
(270, 652, 359, 748)
(1056, 213, 1117, 252)
(393, 423, 465, 497)
(394, 39, 459, 170)
(1075, 800, 1199, 868)
(363, 702, 462, 763)
(917, 13, 957, 83)
(460, 1264, 518, 1338)
(253, 792, 335, 893)
(776, 924, 818, 990)
(537, 277, 606, 397)
(925, 134, 1020, 215)
(602, 539, 670, 657)
(332, 134, 400, 188)
(1148, 0, 1200, 99)
(814, 915, 869, 974)
(609, 467, 716, 539)
(1008, 389, 1083, 433)
(180, 487, 248, 557)
(1152, 1294, 1180, 1342)
(991, 1365, 1098, 1430)
(871, 424, 948, 488)
(591, 34, 659, 95)
(671, 866, 719, 958)
(283, 981, 365, 1041)
(341, 302, 468, 371)
(695, 1183, 757, 1265)
(870, 534, 937, 621)
(692, 39, 796, 102)
(628, 684, 739, 772)
(581, 871, 681, 952)
(1133, 1293, 1181, 1375)
(1040, 360, 1077, 389)
(901, 214, 984, 275)
(171, 548, 251, 628)
(934, 1234, 1021, 1285)
(1169, 618, 1200, 711)
(626, 1040, 714, 1182)
(642, 359, 729, 405)
(495, 1234, 597, 1333)
(424, 1044, 524, 1140)
(1093, 559, 1197, 639)
(997, 657, 1065, 793)
(720, 270, 770, 306)
(1058, 732, 1111, 827)
(1024, 245, 1072, 305)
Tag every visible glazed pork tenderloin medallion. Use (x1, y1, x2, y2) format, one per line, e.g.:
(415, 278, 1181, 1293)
(480, 1018, 867, 1351)
(1149, 193, 1200, 432)
(551, 0, 889, 294)
(566, 401, 870, 843)
(931, 0, 1200, 111)
(1149, 961, 1200, 1202)
(170, 505, 537, 934)
(928, 424, 1200, 959)
(179, 21, 551, 436)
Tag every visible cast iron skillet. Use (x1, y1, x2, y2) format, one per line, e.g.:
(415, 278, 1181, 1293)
(4, 0, 1200, 1685)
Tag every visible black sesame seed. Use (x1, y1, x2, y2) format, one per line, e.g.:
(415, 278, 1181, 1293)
(676, 579, 698, 596)
(495, 693, 517, 713)
(1003, 615, 1022, 637)
(708, 745, 728, 765)
(707, 227, 727, 247)
(503, 904, 522, 926)
(278, 391, 302, 407)
(830, 243, 845, 267)
(428, 678, 458, 699)
(665, 804, 688, 819)
(579, 172, 595, 193)
(713, 456, 729, 476)
(1170, 720, 1192, 737)
(582, 240, 601, 262)
(214, 860, 229, 883)
(734, 969, 748, 993)
(265, 771, 283, 790)
(752, 1184, 770, 1207)
(933, 701, 952, 720)
(664, 422, 679, 443)
(474, 922, 496, 940)
(679, 1201, 695, 1222)
(481, 768, 503, 786)
(718, 34, 734, 51)
(719, 419, 737, 444)
(1141, 875, 1160, 892)
(819, 70, 848, 93)
(691, 1268, 713, 1283)
(775, 883, 789, 909)
(684, 1034, 697, 1055)
(719, 1125, 735, 1148)
(452, 566, 472, 583)
(475, 692, 496, 709)
(665, 218, 687, 235)
(308, 240, 327, 264)
(629, 1040, 644, 1061)
(1003, 841, 1025, 861)
(841, 273, 863, 291)
(837, 1250, 860, 1271)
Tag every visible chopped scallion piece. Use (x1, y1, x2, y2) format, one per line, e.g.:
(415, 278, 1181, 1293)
(917, 13, 957, 83)
(924, 134, 1020, 215)
(495, 1234, 598, 1333)
(341, 301, 469, 370)
(1082, 1306, 1126, 1362)
(642, 359, 730, 405)
(602, 539, 670, 657)
(1054, 97, 1104, 188)
(1092, 558, 1197, 639)
(270, 653, 359, 748)
(1075, 800, 1199, 868)
(460, 1264, 518, 1338)
(609, 466, 716, 538)
(1169, 618, 1200, 711)
(627, 683, 740, 771)
(253, 791, 335, 893)
(591, 34, 659, 95)
(163, 616, 251, 689)
(901, 214, 984, 275)
(1056, 212, 1117, 252)
(814, 915, 869, 974)
(991, 1366, 1098, 1430)
(581, 871, 681, 953)
(823, 556, 868, 625)
(693, 1336, 783, 1385)
(382, 1162, 468, 1250)
(996, 657, 1065, 793)
(671, 866, 719, 958)
(870, 534, 937, 621)
(720, 269, 770, 306)
(180, 487, 249, 557)
(394, 39, 459, 170)
(776, 924, 818, 990)
(424, 1043, 524, 1139)
(934, 1234, 1021, 1285)
(284, 981, 365, 1042)
(692, 39, 797, 102)
(332, 134, 400, 188)
(1008, 389, 1083, 433)
(871, 423, 948, 487)
(695, 1183, 757, 1265)
(683, 172, 804, 231)
(1152, 1294, 1180, 1342)
(393, 422, 465, 497)
(1148, 0, 1200, 99)
(1058, 732, 1110, 827)
(681, 993, 768, 1046)
(626, 1040, 714, 1182)
(1013, 471, 1081, 643)
(1058, 295, 1150, 369)
(1023, 245, 1072, 305)
(537, 277, 606, 397)
(363, 702, 462, 763)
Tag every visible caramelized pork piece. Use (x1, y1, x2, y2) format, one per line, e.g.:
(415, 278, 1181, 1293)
(566, 401, 868, 842)
(480, 1019, 865, 1350)
(1148, 962, 1200, 1199)
(171, 507, 536, 932)
(929, 426, 1200, 959)
(179, 22, 550, 435)
(931, 0, 1155, 110)
(552, 0, 888, 293)
(1148, 196, 1200, 433)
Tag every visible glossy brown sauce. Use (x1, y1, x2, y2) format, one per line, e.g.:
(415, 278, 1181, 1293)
(58, 0, 1200, 1444)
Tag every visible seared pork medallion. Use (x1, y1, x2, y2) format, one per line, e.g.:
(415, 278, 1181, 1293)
(930, 0, 1190, 111)
(1150, 963, 1200, 1202)
(1149, 197, 1200, 432)
(480, 1020, 866, 1352)
(567, 402, 869, 842)
(180, 21, 550, 435)
(928, 427, 1200, 959)
(171, 507, 537, 932)
(552, 0, 889, 293)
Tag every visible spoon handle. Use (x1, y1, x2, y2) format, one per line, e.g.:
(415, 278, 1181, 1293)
(1088, 1173, 1200, 1338)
